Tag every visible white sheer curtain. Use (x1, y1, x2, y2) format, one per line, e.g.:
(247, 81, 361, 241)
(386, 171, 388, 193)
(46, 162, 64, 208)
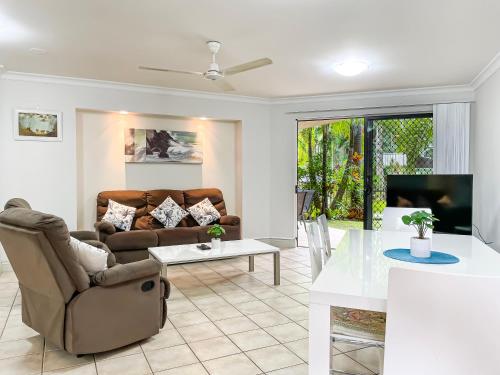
(433, 103, 471, 174)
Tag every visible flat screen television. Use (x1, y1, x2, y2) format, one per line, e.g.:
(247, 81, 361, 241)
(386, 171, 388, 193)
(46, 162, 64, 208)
(386, 174, 473, 235)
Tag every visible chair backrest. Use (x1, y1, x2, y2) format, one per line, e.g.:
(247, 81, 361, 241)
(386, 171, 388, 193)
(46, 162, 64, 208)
(305, 221, 327, 281)
(0, 200, 91, 348)
(384, 268, 500, 375)
(317, 214, 332, 255)
(382, 207, 432, 234)
(297, 189, 315, 220)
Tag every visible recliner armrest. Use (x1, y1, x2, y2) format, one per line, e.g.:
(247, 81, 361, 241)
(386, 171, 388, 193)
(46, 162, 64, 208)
(70, 230, 98, 241)
(220, 215, 240, 226)
(91, 259, 161, 287)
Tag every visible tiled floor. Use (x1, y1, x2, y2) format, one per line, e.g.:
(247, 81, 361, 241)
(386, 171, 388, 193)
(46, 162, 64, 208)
(0, 247, 382, 374)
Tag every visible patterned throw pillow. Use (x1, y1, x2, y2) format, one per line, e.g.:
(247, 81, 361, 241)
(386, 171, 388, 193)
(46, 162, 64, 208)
(101, 199, 136, 231)
(187, 198, 221, 226)
(150, 196, 189, 228)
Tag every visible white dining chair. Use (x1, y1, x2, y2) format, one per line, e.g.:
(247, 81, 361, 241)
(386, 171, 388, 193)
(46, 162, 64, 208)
(381, 207, 432, 233)
(316, 214, 333, 257)
(305, 221, 326, 281)
(384, 268, 500, 375)
(305, 222, 385, 374)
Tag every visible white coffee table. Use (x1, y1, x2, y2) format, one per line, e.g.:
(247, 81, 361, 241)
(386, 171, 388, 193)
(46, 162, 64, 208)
(148, 239, 281, 285)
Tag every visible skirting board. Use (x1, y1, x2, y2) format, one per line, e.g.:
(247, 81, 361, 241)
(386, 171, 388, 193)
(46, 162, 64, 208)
(256, 238, 297, 249)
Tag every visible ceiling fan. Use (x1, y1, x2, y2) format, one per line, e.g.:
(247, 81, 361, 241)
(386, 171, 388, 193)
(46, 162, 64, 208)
(139, 41, 272, 91)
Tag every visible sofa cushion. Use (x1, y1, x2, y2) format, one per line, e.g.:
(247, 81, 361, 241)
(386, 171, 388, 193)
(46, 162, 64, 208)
(155, 227, 199, 246)
(147, 190, 185, 208)
(97, 190, 148, 224)
(150, 197, 189, 228)
(184, 188, 227, 227)
(102, 200, 136, 231)
(197, 225, 241, 243)
(134, 215, 164, 230)
(187, 198, 221, 226)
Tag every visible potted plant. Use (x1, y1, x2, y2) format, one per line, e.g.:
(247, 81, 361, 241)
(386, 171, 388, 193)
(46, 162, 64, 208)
(401, 210, 439, 258)
(207, 224, 225, 249)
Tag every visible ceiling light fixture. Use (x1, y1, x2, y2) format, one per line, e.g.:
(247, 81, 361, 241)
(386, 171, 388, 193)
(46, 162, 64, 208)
(119, 110, 129, 115)
(333, 60, 369, 77)
(199, 117, 208, 120)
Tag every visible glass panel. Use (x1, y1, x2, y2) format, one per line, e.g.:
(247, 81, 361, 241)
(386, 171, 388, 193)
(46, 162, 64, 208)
(297, 118, 365, 246)
(371, 116, 433, 229)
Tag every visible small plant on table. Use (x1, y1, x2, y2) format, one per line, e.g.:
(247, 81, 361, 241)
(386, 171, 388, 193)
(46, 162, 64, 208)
(401, 210, 439, 258)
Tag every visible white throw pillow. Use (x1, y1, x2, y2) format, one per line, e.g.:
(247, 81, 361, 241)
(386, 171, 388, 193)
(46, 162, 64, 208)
(150, 196, 189, 228)
(69, 237, 108, 274)
(187, 198, 221, 226)
(102, 199, 136, 231)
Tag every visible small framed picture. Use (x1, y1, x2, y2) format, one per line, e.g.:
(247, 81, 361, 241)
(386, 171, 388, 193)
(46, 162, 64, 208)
(14, 109, 62, 141)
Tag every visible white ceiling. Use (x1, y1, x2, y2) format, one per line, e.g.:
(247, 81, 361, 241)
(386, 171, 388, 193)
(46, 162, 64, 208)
(1, 0, 499, 98)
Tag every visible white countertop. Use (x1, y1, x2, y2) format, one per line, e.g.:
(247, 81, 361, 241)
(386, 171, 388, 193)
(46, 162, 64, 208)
(309, 229, 500, 312)
(148, 239, 279, 264)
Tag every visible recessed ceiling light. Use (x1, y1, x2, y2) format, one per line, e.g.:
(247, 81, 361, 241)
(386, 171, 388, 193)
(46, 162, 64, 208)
(119, 110, 129, 115)
(29, 47, 47, 55)
(333, 60, 369, 77)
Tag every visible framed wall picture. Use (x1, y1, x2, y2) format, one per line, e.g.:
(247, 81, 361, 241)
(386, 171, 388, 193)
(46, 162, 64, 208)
(14, 109, 62, 141)
(124, 128, 203, 164)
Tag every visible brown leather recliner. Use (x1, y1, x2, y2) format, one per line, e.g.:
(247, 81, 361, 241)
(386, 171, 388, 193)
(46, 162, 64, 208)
(95, 188, 241, 263)
(0, 199, 170, 355)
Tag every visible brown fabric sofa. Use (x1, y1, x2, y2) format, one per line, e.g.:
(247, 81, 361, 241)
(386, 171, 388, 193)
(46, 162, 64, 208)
(0, 198, 169, 355)
(95, 188, 241, 263)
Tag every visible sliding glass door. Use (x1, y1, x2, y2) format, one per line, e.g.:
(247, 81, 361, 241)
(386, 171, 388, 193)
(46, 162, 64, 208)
(296, 113, 433, 245)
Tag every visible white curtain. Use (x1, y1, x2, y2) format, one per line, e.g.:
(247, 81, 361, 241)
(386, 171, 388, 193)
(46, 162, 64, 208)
(433, 103, 471, 174)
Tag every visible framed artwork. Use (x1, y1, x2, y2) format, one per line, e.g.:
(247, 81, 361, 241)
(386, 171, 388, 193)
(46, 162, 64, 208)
(14, 109, 62, 141)
(124, 128, 203, 164)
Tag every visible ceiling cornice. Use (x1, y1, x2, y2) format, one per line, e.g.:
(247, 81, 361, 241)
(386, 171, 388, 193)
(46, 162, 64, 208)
(0, 70, 477, 106)
(0, 71, 270, 105)
(269, 85, 475, 105)
(471, 52, 500, 90)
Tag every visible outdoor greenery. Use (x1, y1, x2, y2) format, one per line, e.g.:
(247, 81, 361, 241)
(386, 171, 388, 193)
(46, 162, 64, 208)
(207, 224, 225, 238)
(402, 210, 439, 239)
(297, 116, 434, 226)
(297, 118, 364, 221)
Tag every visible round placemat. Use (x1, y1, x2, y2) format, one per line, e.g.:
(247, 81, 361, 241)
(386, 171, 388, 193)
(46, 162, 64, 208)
(383, 248, 460, 264)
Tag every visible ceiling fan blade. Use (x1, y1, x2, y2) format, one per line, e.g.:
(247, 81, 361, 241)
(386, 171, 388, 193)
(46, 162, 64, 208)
(211, 79, 235, 92)
(223, 58, 272, 76)
(138, 66, 204, 76)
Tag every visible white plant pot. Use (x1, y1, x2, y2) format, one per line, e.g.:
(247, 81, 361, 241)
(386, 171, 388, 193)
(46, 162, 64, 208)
(410, 237, 431, 258)
(211, 238, 221, 249)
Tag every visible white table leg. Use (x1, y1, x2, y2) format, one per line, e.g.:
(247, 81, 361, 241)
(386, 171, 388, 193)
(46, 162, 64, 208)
(309, 302, 331, 375)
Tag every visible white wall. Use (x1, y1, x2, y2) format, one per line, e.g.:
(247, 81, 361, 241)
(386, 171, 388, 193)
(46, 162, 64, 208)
(0, 76, 271, 238)
(472, 68, 500, 250)
(76, 110, 240, 230)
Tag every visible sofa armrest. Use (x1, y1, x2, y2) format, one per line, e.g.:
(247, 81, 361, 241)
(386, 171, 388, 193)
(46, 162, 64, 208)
(70, 230, 98, 241)
(91, 259, 161, 287)
(94, 221, 116, 235)
(220, 215, 240, 226)
(94, 221, 116, 242)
